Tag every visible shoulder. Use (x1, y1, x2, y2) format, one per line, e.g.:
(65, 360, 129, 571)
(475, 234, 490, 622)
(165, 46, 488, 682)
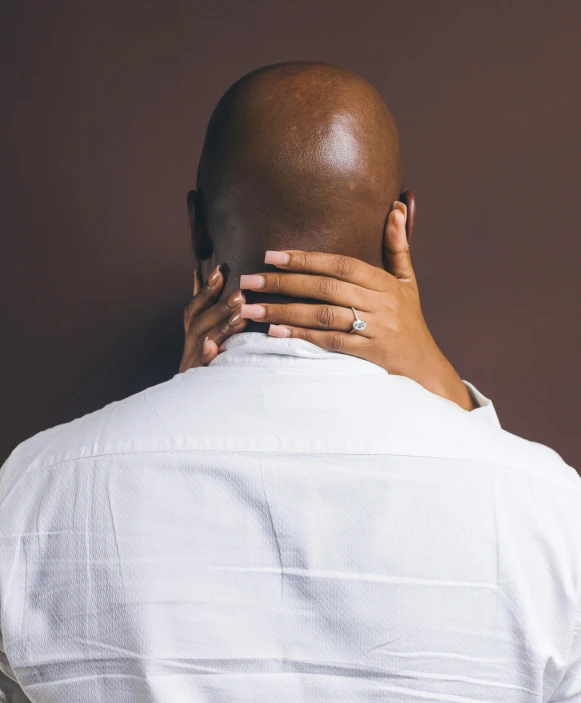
(0, 372, 188, 503)
(459, 411, 581, 498)
(385, 375, 581, 494)
(493, 428, 581, 493)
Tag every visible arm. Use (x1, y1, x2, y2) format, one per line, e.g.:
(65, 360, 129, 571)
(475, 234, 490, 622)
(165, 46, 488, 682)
(179, 194, 502, 427)
(236, 204, 503, 422)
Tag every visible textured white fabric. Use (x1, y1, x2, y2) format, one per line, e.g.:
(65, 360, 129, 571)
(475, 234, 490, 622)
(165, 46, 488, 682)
(0, 332, 580, 703)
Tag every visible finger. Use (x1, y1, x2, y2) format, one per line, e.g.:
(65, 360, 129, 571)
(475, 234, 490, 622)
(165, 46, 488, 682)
(193, 268, 202, 297)
(262, 250, 386, 290)
(239, 272, 372, 311)
(205, 309, 249, 351)
(239, 302, 371, 336)
(266, 324, 369, 355)
(201, 336, 219, 364)
(184, 264, 224, 325)
(383, 203, 416, 283)
(189, 288, 247, 338)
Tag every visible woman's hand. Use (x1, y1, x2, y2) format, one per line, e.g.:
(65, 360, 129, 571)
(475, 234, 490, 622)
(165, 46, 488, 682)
(238, 203, 476, 411)
(179, 265, 248, 372)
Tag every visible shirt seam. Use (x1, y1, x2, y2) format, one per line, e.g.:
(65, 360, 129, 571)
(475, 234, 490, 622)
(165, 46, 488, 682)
(1, 447, 579, 510)
(200, 361, 387, 373)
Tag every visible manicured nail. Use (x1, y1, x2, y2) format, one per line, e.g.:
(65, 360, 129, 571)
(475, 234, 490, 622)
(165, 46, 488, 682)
(268, 324, 291, 338)
(239, 274, 265, 289)
(208, 265, 221, 286)
(202, 336, 213, 355)
(240, 304, 265, 319)
(228, 290, 245, 307)
(265, 250, 290, 266)
(229, 311, 242, 325)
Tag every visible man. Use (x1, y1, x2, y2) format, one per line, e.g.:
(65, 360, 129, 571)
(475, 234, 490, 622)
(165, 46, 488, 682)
(1, 61, 580, 702)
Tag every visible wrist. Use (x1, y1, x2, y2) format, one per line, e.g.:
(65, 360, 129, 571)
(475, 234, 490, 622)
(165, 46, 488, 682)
(442, 375, 478, 411)
(415, 345, 477, 411)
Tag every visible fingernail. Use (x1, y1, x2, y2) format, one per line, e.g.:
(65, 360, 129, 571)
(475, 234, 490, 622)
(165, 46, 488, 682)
(240, 304, 265, 320)
(208, 265, 221, 286)
(239, 274, 265, 289)
(202, 336, 213, 355)
(228, 290, 245, 307)
(229, 311, 242, 325)
(265, 250, 290, 266)
(268, 324, 291, 338)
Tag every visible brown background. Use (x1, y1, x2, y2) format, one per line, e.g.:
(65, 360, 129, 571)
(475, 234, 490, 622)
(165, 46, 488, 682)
(1, 1, 579, 471)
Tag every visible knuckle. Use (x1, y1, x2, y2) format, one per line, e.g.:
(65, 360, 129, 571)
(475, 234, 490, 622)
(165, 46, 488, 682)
(328, 332, 345, 352)
(387, 319, 401, 335)
(187, 320, 199, 338)
(218, 299, 231, 316)
(295, 251, 310, 270)
(317, 276, 337, 299)
(383, 291, 400, 314)
(271, 273, 286, 292)
(315, 305, 334, 329)
(333, 255, 356, 279)
(381, 305, 401, 334)
(385, 300, 400, 320)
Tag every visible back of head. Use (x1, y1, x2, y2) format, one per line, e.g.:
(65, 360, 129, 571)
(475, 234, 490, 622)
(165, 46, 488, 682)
(195, 61, 403, 294)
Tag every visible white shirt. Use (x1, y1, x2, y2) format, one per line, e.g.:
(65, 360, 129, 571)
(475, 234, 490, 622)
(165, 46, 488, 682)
(1, 332, 580, 703)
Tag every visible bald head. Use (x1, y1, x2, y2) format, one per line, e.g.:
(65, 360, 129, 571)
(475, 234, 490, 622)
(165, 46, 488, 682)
(193, 61, 403, 295)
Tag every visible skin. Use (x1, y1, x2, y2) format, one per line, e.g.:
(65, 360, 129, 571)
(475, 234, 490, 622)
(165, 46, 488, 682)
(179, 61, 476, 411)
(193, 61, 402, 294)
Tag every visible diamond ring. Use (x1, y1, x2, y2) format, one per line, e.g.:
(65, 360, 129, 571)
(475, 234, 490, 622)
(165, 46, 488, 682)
(349, 307, 367, 333)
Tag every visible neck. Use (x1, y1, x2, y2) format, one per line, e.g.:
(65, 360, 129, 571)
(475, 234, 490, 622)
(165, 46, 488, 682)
(242, 320, 271, 333)
(240, 290, 320, 334)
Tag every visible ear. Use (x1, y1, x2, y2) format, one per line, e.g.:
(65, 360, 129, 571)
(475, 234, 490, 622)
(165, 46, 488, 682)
(398, 190, 416, 245)
(187, 189, 213, 262)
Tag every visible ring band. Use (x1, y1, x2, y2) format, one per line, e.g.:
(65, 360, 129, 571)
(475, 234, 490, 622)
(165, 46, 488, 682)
(349, 307, 367, 333)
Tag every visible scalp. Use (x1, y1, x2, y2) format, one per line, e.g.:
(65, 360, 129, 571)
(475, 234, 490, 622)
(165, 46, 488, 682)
(197, 61, 403, 269)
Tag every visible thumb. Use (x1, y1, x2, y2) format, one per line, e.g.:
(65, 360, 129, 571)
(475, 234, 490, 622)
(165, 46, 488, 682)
(383, 201, 416, 283)
(202, 336, 219, 365)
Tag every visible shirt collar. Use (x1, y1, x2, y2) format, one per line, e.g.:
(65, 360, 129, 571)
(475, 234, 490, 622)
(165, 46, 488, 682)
(209, 332, 387, 375)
